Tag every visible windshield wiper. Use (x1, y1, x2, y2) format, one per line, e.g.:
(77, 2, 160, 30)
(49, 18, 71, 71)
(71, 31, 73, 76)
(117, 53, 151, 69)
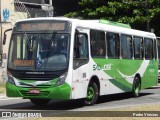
(23, 32, 34, 51)
(45, 31, 57, 60)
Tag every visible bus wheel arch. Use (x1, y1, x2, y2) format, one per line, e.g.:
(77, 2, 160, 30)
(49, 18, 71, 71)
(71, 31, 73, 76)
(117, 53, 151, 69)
(90, 76, 100, 93)
(84, 76, 100, 105)
(132, 74, 141, 97)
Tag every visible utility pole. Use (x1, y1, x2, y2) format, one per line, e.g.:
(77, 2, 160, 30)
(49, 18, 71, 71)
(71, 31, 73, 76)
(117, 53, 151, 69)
(145, 0, 150, 32)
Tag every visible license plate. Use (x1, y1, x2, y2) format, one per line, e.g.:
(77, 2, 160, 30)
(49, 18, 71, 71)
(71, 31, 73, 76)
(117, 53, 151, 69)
(29, 89, 40, 94)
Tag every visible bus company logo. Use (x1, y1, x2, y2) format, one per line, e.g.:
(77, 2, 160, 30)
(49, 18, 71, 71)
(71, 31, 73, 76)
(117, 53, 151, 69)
(93, 64, 112, 71)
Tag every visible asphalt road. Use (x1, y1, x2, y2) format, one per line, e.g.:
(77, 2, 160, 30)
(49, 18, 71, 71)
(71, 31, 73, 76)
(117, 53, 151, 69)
(0, 85, 160, 117)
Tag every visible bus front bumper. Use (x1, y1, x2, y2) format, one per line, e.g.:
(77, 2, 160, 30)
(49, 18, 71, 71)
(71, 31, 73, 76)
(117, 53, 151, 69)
(6, 82, 71, 100)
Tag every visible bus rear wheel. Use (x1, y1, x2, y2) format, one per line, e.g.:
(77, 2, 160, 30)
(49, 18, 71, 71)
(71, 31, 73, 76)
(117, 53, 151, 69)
(84, 82, 99, 105)
(132, 76, 141, 97)
(30, 99, 50, 105)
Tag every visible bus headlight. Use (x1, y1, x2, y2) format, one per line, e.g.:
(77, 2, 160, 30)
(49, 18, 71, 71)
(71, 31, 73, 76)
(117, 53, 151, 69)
(7, 72, 15, 85)
(56, 73, 67, 86)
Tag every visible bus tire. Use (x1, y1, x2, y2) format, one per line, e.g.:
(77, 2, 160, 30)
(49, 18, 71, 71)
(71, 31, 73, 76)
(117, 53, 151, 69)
(132, 76, 141, 97)
(30, 99, 50, 105)
(84, 82, 99, 105)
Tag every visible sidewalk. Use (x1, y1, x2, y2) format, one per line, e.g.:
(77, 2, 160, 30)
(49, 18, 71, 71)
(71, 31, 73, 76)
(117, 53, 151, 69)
(0, 94, 7, 99)
(0, 83, 6, 96)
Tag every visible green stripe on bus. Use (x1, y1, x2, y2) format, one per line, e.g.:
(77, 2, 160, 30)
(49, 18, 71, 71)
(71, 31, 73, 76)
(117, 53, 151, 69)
(93, 58, 158, 91)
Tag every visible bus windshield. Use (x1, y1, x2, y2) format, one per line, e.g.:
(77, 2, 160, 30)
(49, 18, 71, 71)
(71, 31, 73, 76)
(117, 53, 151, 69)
(8, 32, 70, 71)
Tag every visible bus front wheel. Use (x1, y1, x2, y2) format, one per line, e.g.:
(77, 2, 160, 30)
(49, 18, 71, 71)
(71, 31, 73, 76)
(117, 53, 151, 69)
(85, 82, 99, 105)
(132, 76, 141, 97)
(30, 99, 50, 105)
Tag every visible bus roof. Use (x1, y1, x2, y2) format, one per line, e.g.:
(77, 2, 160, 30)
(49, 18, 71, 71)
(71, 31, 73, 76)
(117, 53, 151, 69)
(16, 17, 156, 39)
(99, 19, 131, 29)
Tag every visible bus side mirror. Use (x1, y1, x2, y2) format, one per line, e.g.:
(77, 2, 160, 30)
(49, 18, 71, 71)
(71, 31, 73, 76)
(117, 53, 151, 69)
(3, 34, 6, 45)
(3, 28, 12, 45)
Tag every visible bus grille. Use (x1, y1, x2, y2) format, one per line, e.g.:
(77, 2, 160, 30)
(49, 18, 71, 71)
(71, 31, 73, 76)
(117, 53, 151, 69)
(8, 68, 66, 81)
(34, 84, 52, 88)
(19, 83, 52, 88)
(15, 74, 55, 80)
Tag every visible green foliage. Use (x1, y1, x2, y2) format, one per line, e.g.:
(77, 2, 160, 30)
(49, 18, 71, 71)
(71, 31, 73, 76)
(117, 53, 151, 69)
(64, 0, 160, 36)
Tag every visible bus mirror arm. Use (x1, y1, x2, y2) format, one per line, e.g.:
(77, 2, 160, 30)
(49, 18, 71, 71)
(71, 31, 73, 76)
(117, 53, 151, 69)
(3, 34, 6, 45)
(3, 28, 12, 45)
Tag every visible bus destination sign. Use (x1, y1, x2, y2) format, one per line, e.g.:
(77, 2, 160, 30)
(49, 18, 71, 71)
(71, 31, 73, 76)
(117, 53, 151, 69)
(16, 21, 68, 31)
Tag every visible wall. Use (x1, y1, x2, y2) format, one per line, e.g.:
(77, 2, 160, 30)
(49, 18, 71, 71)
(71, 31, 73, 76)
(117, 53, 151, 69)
(0, 0, 27, 84)
(1, 0, 11, 22)
(0, 23, 11, 84)
(0, 0, 53, 84)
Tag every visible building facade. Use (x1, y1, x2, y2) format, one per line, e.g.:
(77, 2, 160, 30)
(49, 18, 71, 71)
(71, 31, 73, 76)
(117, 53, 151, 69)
(0, 0, 53, 84)
(15, 0, 53, 17)
(0, 0, 78, 84)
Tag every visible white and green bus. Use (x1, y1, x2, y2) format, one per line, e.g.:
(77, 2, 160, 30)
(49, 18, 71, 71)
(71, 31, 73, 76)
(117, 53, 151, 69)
(4, 17, 158, 105)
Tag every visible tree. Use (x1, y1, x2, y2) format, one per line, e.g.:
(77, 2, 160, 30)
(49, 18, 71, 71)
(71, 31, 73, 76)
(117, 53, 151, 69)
(65, 0, 160, 36)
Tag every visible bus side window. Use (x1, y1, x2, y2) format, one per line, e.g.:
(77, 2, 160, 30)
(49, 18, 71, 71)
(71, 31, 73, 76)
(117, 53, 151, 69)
(144, 38, 153, 60)
(90, 30, 106, 58)
(73, 32, 89, 69)
(133, 37, 142, 59)
(154, 39, 157, 59)
(120, 35, 132, 59)
(107, 32, 119, 58)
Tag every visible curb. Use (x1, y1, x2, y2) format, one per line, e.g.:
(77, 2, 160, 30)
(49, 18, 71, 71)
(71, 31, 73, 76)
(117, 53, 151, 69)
(0, 94, 6, 98)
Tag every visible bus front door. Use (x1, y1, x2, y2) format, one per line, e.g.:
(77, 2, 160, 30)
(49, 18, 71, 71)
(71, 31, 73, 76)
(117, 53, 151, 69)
(72, 30, 90, 99)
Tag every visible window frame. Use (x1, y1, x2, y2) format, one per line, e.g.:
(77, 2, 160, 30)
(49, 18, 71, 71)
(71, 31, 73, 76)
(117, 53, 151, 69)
(120, 34, 133, 59)
(144, 38, 154, 60)
(73, 31, 89, 69)
(153, 39, 157, 60)
(106, 32, 120, 59)
(90, 30, 106, 58)
(133, 36, 143, 60)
